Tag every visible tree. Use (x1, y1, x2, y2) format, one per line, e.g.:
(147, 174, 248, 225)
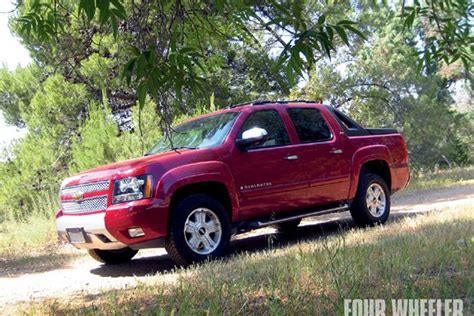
(400, 0, 473, 72)
(295, 4, 473, 168)
(11, 0, 364, 133)
(0, 65, 40, 127)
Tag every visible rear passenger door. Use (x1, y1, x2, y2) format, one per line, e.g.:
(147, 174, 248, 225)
(230, 109, 309, 219)
(286, 107, 351, 205)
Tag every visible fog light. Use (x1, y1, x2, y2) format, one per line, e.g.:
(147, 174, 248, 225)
(128, 227, 145, 238)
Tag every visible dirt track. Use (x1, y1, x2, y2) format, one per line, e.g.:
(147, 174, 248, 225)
(1, 184, 473, 309)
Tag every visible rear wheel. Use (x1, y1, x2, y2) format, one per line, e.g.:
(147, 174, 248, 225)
(350, 172, 390, 226)
(88, 247, 138, 265)
(275, 219, 301, 234)
(165, 194, 231, 266)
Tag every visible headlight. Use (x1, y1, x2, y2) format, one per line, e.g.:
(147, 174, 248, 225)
(112, 175, 153, 204)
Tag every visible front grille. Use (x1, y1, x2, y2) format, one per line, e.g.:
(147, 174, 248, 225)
(61, 180, 110, 214)
(61, 180, 109, 196)
(62, 195, 108, 214)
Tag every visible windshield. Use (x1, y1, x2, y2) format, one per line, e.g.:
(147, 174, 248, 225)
(147, 112, 239, 154)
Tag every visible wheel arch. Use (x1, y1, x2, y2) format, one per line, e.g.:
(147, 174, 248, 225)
(360, 160, 392, 190)
(155, 161, 240, 232)
(349, 146, 395, 197)
(169, 181, 233, 220)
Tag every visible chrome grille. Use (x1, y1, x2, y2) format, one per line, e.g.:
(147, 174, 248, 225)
(62, 195, 108, 214)
(61, 180, 110, 214)
(61, 180, 109, 195)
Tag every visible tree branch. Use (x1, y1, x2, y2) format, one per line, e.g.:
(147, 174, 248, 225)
(252, 13, 287, 47)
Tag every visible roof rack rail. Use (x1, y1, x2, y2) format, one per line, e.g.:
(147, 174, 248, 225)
(253, 100, 319, 105)
(228, 99, 319, 108)
(228, 99, 267, 108)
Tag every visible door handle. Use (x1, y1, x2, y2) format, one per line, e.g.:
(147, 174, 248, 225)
(330, 149, 343, 154)
(283, 155, 299, 160)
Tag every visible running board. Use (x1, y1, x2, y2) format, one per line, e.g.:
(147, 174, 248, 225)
(235, 203, 350, 233)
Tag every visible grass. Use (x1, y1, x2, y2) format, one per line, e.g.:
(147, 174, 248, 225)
(407, 166, 474, 191)
(19, 203, 473, 315)
(0, 214, 81, 276)
(0, 214, 57, 256)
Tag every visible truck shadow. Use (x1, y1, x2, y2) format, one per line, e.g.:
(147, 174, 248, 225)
(89, 209, 429, 278)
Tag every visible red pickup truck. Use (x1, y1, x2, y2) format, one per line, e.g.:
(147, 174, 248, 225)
(56, 101, 409, 265)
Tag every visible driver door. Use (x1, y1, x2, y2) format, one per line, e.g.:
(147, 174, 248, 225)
(229, 109, 309, 220)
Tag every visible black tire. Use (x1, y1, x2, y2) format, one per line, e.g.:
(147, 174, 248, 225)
(275, 219, 301, 234)
(165, 194, 231, 266)
(88, 247, 138, 265)
(350, 172, 390, 226)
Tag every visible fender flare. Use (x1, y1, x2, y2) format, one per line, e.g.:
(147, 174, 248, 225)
(155, 161, 240, 220)
(348, 145, 395, 198)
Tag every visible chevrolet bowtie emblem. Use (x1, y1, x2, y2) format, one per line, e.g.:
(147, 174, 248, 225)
(70, 191, 85, 201)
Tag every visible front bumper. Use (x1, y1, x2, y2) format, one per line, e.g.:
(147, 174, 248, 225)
(56, 198, 170, 250)
(56, 211, 126, 250)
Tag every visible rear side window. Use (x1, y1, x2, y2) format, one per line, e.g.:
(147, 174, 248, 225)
(237, 110, 290, 149)
(328, 107, 370, 136)
(287, 108, 332, 143)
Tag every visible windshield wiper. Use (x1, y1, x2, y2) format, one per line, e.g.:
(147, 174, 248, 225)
(144, 146, 197, 156)
(171, 146, 197, 150)
(170, 146, 198, 154)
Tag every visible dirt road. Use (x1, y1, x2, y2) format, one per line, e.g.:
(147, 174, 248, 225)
(1, 184, 473, 309)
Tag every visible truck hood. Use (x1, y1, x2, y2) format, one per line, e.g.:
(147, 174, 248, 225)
(61, 150, 185, 187)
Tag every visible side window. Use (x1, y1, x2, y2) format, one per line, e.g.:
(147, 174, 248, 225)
(237, 110, 290, 149)
(287, 108, 332, 143)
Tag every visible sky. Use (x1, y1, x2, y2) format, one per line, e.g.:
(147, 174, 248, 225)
(0, 1, 31, 150)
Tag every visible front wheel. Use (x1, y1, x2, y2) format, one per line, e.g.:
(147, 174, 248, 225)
(350, 172, 390, 226)
(165, 194, 231, 266)
(88, 247, 138, 265)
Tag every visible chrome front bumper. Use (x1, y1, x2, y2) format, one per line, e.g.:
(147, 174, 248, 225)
(56, 212, 126, 250)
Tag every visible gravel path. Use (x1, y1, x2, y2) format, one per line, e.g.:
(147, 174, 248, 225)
(1, 184, 473, 309)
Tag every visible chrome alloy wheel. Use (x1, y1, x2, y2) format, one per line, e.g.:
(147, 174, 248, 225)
(365, 183, 386, 217)
(183, 208, 222, 255)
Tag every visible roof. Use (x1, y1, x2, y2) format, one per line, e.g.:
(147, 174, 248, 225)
(228, 100, 322, 109)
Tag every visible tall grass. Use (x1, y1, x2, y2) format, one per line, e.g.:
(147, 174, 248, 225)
(0, 187, 82, 274)
(0, 186, 59, 256)
(0, 214, 57, 258)
(20, 204, 473, 315)
(29, 186, 61, 218)
(408, 166, 474, 191)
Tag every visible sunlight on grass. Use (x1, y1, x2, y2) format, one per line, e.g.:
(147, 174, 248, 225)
(20, 204, 473, 315)
(0, 214, 58, 258)
(408, 166, 474, 191)
(0, 215, 82, 275)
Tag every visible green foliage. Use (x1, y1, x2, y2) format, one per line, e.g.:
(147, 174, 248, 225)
(0, 65, 40, 127)
(15, 0, 65, 42)
(400, 0, 472, 71)
(69, 102, 121, 173)
(69, 98, 163, 173)
(296, 7, 473, 169)
(13, 0, 364, 117)
(78, 0, 126, 38)
(0, 133, 64, 220)
(27, 74, 89, 135)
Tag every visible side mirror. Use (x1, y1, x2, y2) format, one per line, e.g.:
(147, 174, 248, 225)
(235, 127, 268, 151)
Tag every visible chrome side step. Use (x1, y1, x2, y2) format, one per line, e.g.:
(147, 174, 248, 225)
(235, 203, 350, 233)
(256, 204, 349, 228)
